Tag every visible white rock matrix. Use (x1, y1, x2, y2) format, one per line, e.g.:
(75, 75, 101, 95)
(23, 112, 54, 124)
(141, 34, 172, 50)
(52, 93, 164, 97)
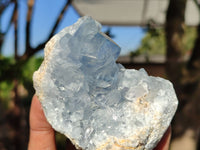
(33, 16, 178, 150)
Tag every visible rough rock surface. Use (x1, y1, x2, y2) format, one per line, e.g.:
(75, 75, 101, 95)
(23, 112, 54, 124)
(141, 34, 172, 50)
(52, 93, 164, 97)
(33, 16, 178, 150)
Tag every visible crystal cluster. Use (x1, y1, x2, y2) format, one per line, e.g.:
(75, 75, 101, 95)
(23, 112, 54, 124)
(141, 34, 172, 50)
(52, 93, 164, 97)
(33, 16, 178, 150)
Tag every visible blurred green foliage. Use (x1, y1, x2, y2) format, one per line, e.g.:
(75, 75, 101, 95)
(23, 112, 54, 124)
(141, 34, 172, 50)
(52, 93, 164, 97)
(0, 81, 14, 109)
(21, 57, 43, 83)
(0, 56, 71, 149)
(0, 56, 43, 109)
(133, 28, 166, 56)
(132, 26, 197, 56)
(182, 26, 197, 53)
(0, 56, 73, 149)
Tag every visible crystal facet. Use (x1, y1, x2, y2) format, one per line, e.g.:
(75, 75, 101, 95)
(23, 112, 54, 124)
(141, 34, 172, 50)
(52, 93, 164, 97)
(33, 16, 178, 150)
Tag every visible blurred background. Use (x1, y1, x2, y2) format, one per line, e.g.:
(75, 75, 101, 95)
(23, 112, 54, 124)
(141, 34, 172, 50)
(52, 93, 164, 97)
(0, 0, 200, 149)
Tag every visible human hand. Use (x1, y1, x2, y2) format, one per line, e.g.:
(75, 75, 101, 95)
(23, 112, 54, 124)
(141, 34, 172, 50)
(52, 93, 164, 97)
(28, 95, 56, 150)
(28, 95, 171, 150)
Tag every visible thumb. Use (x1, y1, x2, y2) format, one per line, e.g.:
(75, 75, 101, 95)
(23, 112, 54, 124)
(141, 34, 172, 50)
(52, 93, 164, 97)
(28, 95, 56, 150)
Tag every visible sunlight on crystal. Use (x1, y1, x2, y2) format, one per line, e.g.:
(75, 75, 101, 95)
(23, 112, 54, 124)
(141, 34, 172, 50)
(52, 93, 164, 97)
(33, 16, 178, 150)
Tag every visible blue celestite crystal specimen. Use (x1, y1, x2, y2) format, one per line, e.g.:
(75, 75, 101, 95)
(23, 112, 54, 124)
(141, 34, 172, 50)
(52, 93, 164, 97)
(33, 16, 178, 150)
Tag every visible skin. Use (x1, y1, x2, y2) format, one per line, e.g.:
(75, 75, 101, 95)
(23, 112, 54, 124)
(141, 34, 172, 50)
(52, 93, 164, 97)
(28, 95, 171, 150)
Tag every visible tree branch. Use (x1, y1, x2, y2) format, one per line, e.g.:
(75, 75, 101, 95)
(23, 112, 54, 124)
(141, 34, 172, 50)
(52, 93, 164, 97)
(13, 0, 18, 60)
(47, 0, 72, 41)
(0, 0, 13, 14)
(165, 0, 187, 96)
(25, 0, 35, 51)
(165, 0, 186, 62)
(0, 0, 15, 55)
(4, 2, 16, 34)
(187, 0, 200, 69)
(20, 0, 72, 61)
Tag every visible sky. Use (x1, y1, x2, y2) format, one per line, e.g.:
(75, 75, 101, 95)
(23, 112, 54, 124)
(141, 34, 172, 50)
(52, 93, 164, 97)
(1, 0, 145, 56)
